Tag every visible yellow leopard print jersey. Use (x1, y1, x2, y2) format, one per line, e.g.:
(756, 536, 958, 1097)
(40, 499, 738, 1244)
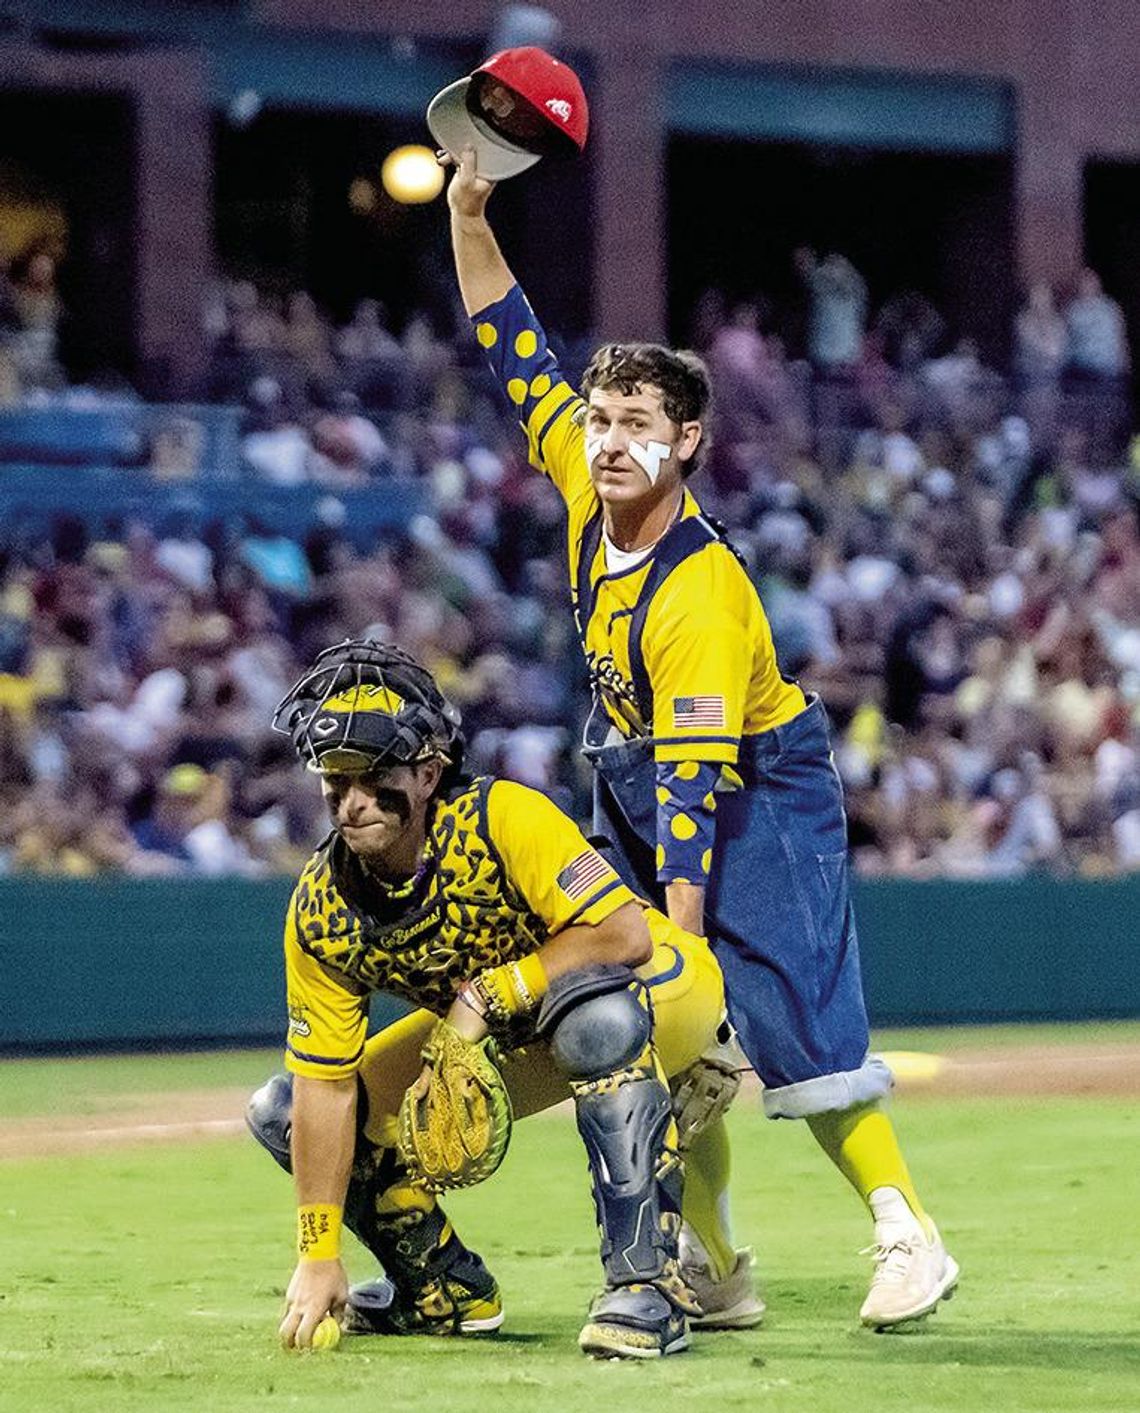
(283, 777, 638, 1079)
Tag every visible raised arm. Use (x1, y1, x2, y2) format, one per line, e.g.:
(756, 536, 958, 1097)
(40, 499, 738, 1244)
(444, 149, 590, 502)
(446, 147, 514, 316)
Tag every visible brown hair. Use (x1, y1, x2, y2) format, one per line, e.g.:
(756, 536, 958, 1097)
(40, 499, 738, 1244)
(581, 343, 711, 477)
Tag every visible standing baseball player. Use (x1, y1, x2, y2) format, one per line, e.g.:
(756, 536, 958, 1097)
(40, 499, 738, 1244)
(442, 125, 958, 1329)
(247, 639, 755, 1359)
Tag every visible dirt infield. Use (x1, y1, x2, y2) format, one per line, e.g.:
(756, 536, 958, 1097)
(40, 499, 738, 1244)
(0, 1087, 252, 1161)
(2, 1044, 1138, 1161)
(881, 1041, 1140, 1099)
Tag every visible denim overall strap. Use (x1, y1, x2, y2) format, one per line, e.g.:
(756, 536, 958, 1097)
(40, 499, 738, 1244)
(572, 506, 605, 658)
(625, 514, 722, 730)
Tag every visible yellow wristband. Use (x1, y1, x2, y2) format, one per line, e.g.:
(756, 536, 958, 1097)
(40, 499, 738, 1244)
(511, 952, 548, 1010)
(476, 952, 549, 1021)
(297, 1203, 342, 1261)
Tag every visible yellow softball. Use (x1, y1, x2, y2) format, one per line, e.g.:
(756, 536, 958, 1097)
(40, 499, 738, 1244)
(311, 1315, 341, 1351)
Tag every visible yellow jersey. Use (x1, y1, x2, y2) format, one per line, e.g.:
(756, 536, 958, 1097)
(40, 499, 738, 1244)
(472, 284, 805, 768)
(282, 776, 637, 1080)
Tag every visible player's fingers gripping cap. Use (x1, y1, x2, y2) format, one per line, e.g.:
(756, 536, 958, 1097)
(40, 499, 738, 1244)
(427, 46, 589, 180)
(271, 639, 464, 776)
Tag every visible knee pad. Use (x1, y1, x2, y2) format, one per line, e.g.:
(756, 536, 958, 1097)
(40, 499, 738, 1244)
(245, 1072, 293, 1173)
(245, 1071, 375, 1176)
(538, 969, 682, 1285)
(547, 980, 652, 1081)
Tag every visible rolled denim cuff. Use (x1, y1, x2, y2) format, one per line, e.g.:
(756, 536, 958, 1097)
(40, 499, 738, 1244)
(761, 1053, 894, 1119)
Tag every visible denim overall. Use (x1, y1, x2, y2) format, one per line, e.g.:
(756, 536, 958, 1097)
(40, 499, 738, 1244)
(576, 509, 892, 1118)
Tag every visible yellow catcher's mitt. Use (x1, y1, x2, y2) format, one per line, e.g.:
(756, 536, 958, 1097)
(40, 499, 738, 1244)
(397, 1021, 513, 1192)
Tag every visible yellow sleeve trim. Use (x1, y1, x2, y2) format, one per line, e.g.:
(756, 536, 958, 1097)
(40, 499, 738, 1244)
(654, 740, 740, 765)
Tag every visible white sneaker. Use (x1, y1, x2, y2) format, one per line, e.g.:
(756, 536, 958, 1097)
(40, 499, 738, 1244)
(680, 1237, 766, 1330)
(859, 1192, 959, 1330)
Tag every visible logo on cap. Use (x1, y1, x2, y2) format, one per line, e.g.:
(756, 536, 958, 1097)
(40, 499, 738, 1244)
(322, 684, 406, 715)
(545, 98, 572, 123)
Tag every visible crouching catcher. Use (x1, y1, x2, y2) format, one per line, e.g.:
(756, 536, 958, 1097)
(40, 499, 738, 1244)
(247, 640, 754, 1358)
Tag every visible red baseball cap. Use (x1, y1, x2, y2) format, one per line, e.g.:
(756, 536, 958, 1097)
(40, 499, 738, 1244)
(427, 47, 589, 181)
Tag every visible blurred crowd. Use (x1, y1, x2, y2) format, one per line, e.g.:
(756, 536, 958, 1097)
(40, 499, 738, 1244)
(2, 249, 1140, 880)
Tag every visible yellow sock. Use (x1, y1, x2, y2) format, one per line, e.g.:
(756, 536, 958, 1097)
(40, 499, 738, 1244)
(807, 1102, 933, 1237)
(681, 1117, 737, 1280)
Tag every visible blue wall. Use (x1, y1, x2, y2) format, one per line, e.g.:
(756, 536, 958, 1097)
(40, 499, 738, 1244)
(856, 876, 1140, 1025)
(17, 1, 464, 116)
(667, 61, 1014, 154)
(1, 875, 1137, 1050)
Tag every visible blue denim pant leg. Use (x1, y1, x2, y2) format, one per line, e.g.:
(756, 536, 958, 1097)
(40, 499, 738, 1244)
(589, 699, 892, 1118)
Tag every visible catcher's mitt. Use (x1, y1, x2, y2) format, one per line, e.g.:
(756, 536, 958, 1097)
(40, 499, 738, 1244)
(397, 1021, 512, 1191)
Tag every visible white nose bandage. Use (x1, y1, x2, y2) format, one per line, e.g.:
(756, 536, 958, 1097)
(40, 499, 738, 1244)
(586, 433, 673, 487)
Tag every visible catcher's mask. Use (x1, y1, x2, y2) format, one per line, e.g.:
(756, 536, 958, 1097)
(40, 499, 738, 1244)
(272, 640, 464, 779)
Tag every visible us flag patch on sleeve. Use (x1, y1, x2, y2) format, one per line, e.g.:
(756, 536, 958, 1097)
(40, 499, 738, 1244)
(673, 695, 726, 728)
(556, 849, 612, 900)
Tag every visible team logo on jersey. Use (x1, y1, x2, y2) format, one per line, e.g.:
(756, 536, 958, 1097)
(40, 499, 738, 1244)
(587, 652, 643, 723)
(556, 849, 612, 900)
(287, 1004, 312, 1038)
(673, 695, 726, 728)
(322, 684, 405, 715)
(382, 903, 444, 949)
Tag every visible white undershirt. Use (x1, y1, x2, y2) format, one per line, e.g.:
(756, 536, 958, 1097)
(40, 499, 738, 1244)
(601, 493, 685, 572)
(602, 531, 654, 574)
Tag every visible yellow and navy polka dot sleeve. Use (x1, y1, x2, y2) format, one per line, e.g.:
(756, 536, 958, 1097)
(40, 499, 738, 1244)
(471, 285, 590, 503)
(655, 760, 735, 885)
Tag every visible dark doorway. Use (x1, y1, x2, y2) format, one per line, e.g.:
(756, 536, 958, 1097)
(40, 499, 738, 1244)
(214, 108, 451, 332)
(214, 107, 593, 343)
(668, 137, 1014, 367)
(0, 90, 135, 384)
(1084, 159, 1140, 405)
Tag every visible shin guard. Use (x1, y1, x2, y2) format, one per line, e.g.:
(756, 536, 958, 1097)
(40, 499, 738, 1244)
(544, 972, 695, 1309)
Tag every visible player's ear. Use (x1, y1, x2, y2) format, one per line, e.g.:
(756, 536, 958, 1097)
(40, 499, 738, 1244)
(415, 757, 445, 801)
(677, 420, 702, 464)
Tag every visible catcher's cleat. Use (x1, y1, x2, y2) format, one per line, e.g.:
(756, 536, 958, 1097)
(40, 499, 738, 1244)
(344, 1262, 504, 1337)
(679, 1235, 766, 1330)
(578, 1284, 690, 1360)
(859, 1192, 959, 1330)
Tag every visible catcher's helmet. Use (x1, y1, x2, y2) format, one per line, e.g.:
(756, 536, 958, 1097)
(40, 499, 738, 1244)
(427, 46, 589, 181)
(272, 640, 464, 776)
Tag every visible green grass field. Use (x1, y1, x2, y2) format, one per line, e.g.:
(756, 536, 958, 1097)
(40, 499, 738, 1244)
(1, 1026, 1138, 1413)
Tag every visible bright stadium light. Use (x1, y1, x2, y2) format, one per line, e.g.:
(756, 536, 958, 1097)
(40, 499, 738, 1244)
(380, 145, 445, 204)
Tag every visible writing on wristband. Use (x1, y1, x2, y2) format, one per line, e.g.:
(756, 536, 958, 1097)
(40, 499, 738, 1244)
(297, 1203, 343, 1261)
(474, 952, 548, 1022)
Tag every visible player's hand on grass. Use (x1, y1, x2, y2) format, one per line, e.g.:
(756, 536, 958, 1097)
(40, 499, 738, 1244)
(443, 146, 496, 219)
(279, 1258, 348, 1349)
